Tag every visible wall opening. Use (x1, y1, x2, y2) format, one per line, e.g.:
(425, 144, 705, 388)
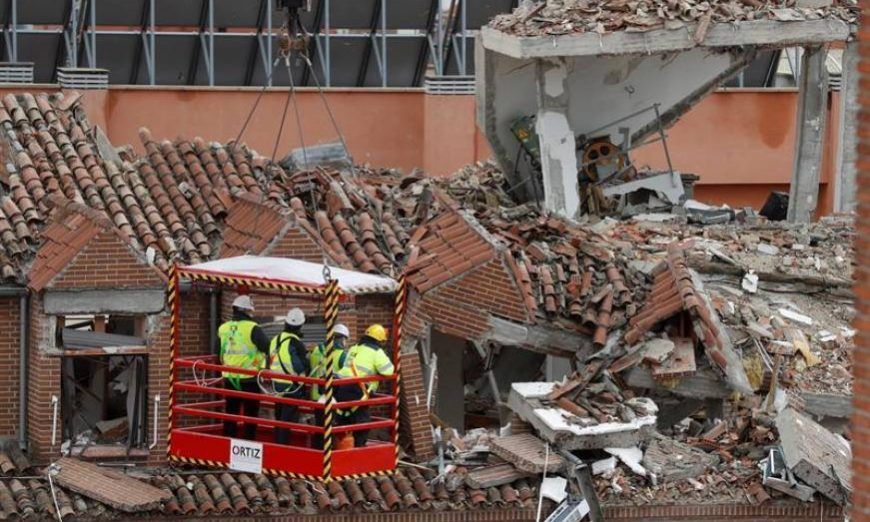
(61, 354, 148, 454)
(56, 314, 150, 457)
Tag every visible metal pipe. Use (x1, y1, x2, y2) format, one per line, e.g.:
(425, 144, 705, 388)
(149, 0, 155, 85)
(208, 0, 215, 86)
(460, 0, 467, 75)
(324, 0, 331, 86)
(69, 0, 78, 68)
(426, 353, 437, 410)
(89, 0, 96, 67)
(50, 395, 59, 448)
(17, 292, 27, 451)
(653, 103, 675, 176)
(149, 394, 161, 450)
(10, 0, 17, 62)
(266, 0, 273, 87)
(583, 103, 658, 138)
(380, 0, 387, 87)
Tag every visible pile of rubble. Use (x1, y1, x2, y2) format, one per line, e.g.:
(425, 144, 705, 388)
(490, 0, 859, 37)
(421, 162, 853, 513)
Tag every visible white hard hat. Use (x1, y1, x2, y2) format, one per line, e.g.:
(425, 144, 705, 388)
(284, 308, 306, 326)
(232, 295, 254, 311)
(334, 324, 350, 339)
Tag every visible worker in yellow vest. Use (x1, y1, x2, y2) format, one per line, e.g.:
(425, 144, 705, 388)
(334, 324, 395, 447)
(219, 295, 270, 440)
(309, 323, 350, 449)
(269, 308, 310, 445)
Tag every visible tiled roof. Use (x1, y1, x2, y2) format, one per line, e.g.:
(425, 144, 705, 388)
(0, 91, 641, 342)
(441, 165, 644, 342)
(27, 198, 138, 291)
(0, 465, 537, 518)
(406, 210, 497, 292)
(0, 92, 420, 283)
(219, 194, 292, 258)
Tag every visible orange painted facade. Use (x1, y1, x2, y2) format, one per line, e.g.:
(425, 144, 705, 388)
(0, 85, 844, 214)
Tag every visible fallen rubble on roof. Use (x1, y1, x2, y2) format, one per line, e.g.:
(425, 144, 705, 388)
(507, 382, 658, 450)
(49, 458, 171, 513)
(490, 0, 858, 37)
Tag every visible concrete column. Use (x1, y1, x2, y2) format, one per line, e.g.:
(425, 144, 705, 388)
(835, 40, 858, 213)
(534, 58, 580, 219)
(788, 46, 829, 223)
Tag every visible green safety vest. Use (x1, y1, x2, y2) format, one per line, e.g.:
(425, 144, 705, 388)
(309, 343, 348, 400)
(346, 343, 395, 394)
(269, 332, 302, 385)
(335, 344, 394, 416)
(335, 360, 368, 416)
(219, 320, 263, 387)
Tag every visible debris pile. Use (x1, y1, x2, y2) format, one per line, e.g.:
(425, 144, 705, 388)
(490, 0, 859, 37)
(419, 163, 854, 513)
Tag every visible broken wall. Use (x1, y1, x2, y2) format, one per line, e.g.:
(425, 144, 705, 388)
(478, 41, 750, 214)
(406, 257, 531, 342)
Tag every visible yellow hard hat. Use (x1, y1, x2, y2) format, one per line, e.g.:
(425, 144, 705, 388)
(364, 324, 388, 343)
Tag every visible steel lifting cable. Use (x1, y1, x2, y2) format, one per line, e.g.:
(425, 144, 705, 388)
(283, 57, 333, 278)
(234, 22, 289, 149)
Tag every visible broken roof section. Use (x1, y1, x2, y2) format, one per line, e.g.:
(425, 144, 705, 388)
(484, 0, 856, 58)
(477, 0, 855, 218)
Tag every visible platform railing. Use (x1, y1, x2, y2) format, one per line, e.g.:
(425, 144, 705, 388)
(173, 354, 398, 433)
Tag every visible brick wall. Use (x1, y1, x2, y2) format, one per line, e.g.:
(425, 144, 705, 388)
(50, 229, 165, 290)
(0, 296, 21, 441)
(27, 294, 60, 463)
(180, 292, 211, 357)
(855, 1, 870, 518)
(355, 294, 394, 341)
(407, 257, 530, 342)
(147, 312, 172, 465)
(603, 501, 845, 521)
(157, 509, 537, 522)
(266, 225, 334, 264)
(398, 349, 434, 460)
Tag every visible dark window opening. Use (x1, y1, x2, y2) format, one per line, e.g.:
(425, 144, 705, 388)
(61, 354, 148, 454)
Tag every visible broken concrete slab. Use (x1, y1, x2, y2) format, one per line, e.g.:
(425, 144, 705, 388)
(775, 408, 851, 505)
(641, 435, 719, 483)
(800, 392, 852, 420)
(508, 383, 657, 450)
(763, 476, 816, 502)
(49, 458, 171, 512)
(465, 463, 532, 489)
(625, 366, 730, 399)
(490, 433, 566, 474)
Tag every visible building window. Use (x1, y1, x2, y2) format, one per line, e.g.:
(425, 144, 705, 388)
(55, 314, 150, 456)
(60, 354, 148, 454)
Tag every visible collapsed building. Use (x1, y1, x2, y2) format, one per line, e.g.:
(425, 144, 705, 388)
(0, 0, 854, 519)
(0, 88, 848, 521)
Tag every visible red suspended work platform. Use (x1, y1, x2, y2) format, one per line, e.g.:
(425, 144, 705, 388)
(166, 256, 406, 481)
